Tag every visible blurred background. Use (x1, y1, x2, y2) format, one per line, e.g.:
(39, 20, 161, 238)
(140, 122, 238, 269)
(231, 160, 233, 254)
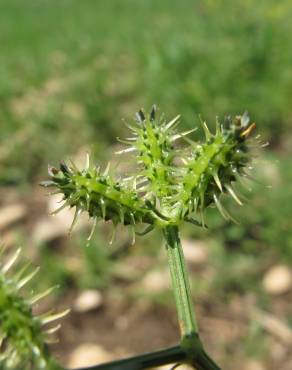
(0, 1, 292, 369)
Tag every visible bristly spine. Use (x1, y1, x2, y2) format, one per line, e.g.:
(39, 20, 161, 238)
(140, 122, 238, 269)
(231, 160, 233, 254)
(42, 106, 257, 239)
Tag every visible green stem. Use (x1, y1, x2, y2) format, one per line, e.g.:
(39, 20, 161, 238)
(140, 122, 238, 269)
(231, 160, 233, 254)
(70, 345, 186, 370)
(61, 226, 221, 370)
(163, 226, 221, 370)
(164, 226, 198, 336)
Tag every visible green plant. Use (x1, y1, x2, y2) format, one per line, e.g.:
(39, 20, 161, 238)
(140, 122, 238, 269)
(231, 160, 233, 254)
(39, 105, 258, 369)
(0, 247, 68, 370)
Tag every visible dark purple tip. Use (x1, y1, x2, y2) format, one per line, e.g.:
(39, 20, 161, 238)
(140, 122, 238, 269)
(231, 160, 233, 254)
(60, 161, 71, 175)
(136, 109, 145, 124)
(150, 105, 157, 121)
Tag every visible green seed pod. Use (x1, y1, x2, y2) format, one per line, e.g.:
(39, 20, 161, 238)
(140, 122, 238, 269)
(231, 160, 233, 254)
(42, 158, 163, 242)
(177, 113, 256, 224)
(43, 107, 258, 238)
(118, 105, 180, 201)
(0, 247, 68, 370)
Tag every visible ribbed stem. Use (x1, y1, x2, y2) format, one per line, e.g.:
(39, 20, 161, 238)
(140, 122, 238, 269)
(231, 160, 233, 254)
(163, 226, 221, 370)
(164, 226, 198, 336)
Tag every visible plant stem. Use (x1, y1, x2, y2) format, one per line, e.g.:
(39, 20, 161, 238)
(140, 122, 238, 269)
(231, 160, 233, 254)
(163, 226, 221, 370)
(63, 226, 221, 370)
(71, 345, 186, 370)
(164, 226, 198, 336)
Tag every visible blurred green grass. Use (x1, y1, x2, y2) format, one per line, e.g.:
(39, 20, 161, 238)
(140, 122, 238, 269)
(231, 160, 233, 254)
(1, 0, 292, 184)
(0, 1, 292, 365)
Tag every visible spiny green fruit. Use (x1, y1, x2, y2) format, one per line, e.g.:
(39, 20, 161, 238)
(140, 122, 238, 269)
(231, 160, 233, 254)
(176, 113, 256, 224)
(42, 106, 258, 241)
(43, 160, 157, 243)
(116, 106, 183, 200)
(0, 247, 68, 370)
